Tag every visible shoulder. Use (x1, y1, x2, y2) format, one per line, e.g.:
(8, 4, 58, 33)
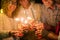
(12, 6, 22, 18)
(33, 3, 45, 10)
(33, 3, 41, 7)
(32, 3, 42, 10)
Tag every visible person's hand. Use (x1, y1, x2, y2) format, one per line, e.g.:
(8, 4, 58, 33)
(35, 22, 44, 30)
(29, 20, 44, 31)
(10, 30, 23, 37)
(14, 31, 23, 37)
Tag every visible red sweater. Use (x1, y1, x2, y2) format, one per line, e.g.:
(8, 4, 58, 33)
(56, 22, 60, 35)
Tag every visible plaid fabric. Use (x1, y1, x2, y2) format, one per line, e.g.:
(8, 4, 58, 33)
(40, 5, 60, 27)
(40, 5, 60, 33)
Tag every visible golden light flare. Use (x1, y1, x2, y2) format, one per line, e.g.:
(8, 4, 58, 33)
(0, 9, 4, 13)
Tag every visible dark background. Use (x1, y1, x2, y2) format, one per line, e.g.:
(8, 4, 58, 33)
(35, 0, 43, 4)
(0, 0, 1, 9)
(0, 0, 43, 9)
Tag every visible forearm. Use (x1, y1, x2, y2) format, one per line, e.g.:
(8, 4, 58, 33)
(41, 29, 58, 40)
(48, 32, 58, 40)
(0, 32, 11, 39)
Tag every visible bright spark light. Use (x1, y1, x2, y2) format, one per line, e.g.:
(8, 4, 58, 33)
(20, 17, 24, 23)
(14, 17, 33, 24)
(20, 17, 28, 24)
(24, 20, 28, 24)
(14, 18, 20, 21)
(27, 17, 32, 20)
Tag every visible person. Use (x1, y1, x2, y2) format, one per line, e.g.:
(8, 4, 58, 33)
(13, 0, 46, 40)
(55, 0, 60, 9)
(0, 0, 17, 40)
(40, 0, 60, 40)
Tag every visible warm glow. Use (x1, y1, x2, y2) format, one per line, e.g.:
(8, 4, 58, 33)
(14, 17, 34, 25)
(0, 9, 3, 13)
(27, 17, 32, 20)
(24, 20, 28, 24)
(20, 17, 28, 24)
(20, 17, 24, 23)
(14, 18, 20, 21)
